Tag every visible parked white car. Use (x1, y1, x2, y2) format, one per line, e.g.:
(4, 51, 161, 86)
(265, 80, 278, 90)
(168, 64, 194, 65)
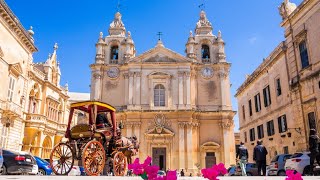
(52, 160, 81, 176)
(285, 152, 310, 175)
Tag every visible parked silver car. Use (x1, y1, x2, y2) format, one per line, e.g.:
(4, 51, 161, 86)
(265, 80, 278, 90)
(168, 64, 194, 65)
(0, 148, 3, 171)
(268, 154, 292, 176)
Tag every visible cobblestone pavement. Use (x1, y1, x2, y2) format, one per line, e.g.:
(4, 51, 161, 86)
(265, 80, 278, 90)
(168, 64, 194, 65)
(0, 176, 320, 180)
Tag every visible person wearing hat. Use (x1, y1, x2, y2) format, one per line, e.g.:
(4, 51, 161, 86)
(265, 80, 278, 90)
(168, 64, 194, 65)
(236, 142, 248, 176)
(309, 129, 320, 175)
(253, 140, 268, 176)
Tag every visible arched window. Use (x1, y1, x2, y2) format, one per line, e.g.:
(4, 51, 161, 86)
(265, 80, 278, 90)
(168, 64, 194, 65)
(154, 84, 165, 107)
(201, 45, 210, 63)
(110, 46, 119, 64)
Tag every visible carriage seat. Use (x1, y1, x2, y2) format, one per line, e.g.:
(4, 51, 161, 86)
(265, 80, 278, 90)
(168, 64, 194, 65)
(70, 124, 102, 139)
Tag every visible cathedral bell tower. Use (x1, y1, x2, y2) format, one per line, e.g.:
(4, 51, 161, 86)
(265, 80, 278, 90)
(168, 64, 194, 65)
(91, 12, 135, 101)
(185, 10, 226, 64)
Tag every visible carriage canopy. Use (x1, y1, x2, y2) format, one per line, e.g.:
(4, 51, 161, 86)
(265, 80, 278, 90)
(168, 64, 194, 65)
(66, 101, 117, 138)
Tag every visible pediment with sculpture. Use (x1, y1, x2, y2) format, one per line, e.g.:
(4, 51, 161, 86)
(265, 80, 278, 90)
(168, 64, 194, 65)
(145, 114, 174, 137)
(128, 45, 192, 64)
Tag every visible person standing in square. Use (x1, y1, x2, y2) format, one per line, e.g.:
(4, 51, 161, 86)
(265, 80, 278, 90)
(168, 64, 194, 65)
(253, 140, 268, 176)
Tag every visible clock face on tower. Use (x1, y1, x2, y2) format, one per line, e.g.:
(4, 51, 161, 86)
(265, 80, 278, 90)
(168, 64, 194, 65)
(107, 67, 120, 78)
(201, 67, 213, 78)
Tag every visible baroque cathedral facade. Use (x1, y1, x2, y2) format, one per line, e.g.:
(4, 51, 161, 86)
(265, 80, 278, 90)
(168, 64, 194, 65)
(90, 11, 236, 172)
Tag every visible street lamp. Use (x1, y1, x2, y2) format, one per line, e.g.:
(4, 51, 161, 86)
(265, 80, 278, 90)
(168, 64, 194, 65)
(287, 127, 302, 137)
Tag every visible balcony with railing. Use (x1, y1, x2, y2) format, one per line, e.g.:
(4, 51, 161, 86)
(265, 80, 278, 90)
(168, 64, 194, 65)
(25, 114, 47, 128)
(1, 101, 23, 117)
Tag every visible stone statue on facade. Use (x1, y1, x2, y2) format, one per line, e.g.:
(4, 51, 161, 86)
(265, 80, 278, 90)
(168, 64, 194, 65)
(110, 12, 124, 28)
(278, 0, 297, 20)
(196, 11, 212, 28)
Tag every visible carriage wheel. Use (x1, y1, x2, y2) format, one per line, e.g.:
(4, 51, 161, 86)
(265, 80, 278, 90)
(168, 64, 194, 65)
(50, 143, 74, 175)
(82, 140, 106, 176)
(113, 152, 127, 176)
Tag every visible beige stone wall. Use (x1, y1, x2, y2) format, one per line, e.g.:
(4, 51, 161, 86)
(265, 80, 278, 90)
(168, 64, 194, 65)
(0, 3, 34, 151)
(237, 0, 320, 164)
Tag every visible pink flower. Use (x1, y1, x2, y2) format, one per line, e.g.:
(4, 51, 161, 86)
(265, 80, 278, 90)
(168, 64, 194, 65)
(142, 156, 152, 168)
(214, 163, 227, 175)
(202, 163, 227, 180)
(128, 158, 144, 175)
(145, 165, 159, 180)
(201, 167, 219, 180)
(285, 170, 303, 180)
(165, 170, 177, 180)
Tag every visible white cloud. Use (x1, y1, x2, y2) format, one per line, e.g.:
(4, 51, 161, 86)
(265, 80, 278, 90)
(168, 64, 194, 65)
(249, 36, 257, 44)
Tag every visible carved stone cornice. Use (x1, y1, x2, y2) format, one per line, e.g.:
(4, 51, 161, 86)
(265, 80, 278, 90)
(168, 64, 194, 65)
(129, 72, 135, 77)
(123, 73, 129, 79)
(125, 121, 141, 127)
(218, 70, 229, 79)
(178, 121, 199, 128)
(178, 71, 185, 77)
(220, 120, 234, 130)
(93, 73, 102, 79)
(134, 72, 142, 77)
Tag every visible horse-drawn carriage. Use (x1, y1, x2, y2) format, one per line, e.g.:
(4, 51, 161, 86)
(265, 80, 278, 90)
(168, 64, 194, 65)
(49, 101, 139, 176)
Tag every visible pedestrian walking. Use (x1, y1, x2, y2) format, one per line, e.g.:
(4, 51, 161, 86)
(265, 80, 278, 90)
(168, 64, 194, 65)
(253, 140, 268, 176)
(180, 169, 185, 176)
(309, 129, 320, 175)
(236, 142, 248, 176)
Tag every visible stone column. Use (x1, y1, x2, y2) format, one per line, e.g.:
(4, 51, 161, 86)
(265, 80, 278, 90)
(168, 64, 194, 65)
(135, 72, 141, 106)
(128, 72, 134, 105)
(186, 123, 194, 171)
(218, 69, 228, 110)
(93, 73, 102, 101)
(185, 72, 191, 108)
(178, 72, 184, 108)
(126, 124, 133, 137)
(220, 120, 234, 168)
(133, 122, 141, 140)
(179, 122, 185, 169)
(123, 73, 129, 105)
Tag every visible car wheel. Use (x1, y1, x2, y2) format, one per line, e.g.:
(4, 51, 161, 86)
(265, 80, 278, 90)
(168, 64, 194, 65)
(278, 170, 286, 176)
(1, 165, 7, 175)
(37, 169, 46, 176)
(303, 166, 312, 176)
(246, 172, 252, 176)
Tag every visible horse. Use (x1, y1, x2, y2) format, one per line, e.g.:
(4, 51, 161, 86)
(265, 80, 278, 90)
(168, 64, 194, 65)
(119, 135, 140, 164)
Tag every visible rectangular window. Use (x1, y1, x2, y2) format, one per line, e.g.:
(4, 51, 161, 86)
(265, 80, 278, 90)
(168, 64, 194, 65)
(308, 112, 316, 130)
(278, 115, 288, 133)
(7, 76, 15, 101)
(263, 85, 272, 107)
(299, 40, 309, 69)
(257, 124, 264, 139)
(267, 120, 275, 136)
(283, 146, 289, 154)
(276, 78, 282, 96)
(254, 93, 261, 112)
(249, 100, 253, 116)
(244, 131, 248, 143)
(0, 126, 8, 148)
(242, 105, 246, 120)
(250, 128, 255, 142)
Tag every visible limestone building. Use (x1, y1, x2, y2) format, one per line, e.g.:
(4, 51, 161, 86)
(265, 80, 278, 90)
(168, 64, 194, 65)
(0, 1, 71, 158)
(90, 10, 236, 172)
(236, 0, 320, 163)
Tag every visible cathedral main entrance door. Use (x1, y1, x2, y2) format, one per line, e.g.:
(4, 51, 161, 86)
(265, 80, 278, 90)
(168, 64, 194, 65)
(152, 148, 166, 171)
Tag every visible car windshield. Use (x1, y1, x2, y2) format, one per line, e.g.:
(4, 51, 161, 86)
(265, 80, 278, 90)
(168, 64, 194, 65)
(36, 157, 49, 164)
(291, 153, 303, 158)
(271, 155, 279, 162)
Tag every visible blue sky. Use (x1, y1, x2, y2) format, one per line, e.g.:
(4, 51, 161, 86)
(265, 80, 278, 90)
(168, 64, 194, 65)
(6, 0, 302, 131)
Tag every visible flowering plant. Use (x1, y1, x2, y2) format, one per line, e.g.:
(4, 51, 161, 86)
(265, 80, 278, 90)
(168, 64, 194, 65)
(128, 156, 177, 180)
(201, 163, 227, 180)
(285, 170, 303, 180)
